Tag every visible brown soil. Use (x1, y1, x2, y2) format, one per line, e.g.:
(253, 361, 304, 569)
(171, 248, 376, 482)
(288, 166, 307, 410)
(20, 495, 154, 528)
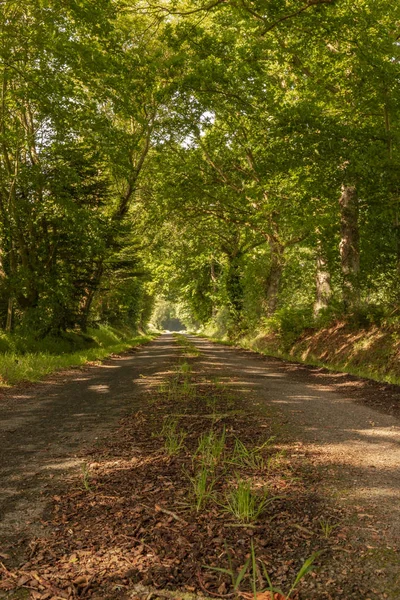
(1, 334, 400, 599)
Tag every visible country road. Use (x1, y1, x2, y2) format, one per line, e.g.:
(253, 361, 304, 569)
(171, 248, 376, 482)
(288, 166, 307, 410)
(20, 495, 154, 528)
(0, 335, 180, 542)
(191, 336, 400, 546)
(1, 333, 400, 597)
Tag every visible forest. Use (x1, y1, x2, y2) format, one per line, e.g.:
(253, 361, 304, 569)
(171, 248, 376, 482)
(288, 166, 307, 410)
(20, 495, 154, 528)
(2, 3, 400, 598)
(0, 0, 399, 361)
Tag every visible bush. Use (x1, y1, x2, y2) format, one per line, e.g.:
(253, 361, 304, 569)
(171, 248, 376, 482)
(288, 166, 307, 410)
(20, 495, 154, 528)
(346, 304, 386, 329)
(262, 306, 315, 347)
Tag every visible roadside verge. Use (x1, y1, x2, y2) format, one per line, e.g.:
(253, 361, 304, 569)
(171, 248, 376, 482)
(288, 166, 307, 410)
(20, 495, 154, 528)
(0, 326, 157, 387)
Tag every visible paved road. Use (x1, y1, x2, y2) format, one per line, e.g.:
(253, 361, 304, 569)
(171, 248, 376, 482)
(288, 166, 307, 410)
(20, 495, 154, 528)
(188, 335, 400, 547)
(1, 332, 399, 553)
(0, 335, 179, 540)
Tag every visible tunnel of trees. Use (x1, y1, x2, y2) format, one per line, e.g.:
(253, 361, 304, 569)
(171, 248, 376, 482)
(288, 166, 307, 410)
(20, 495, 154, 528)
(0, 0, 399, 339)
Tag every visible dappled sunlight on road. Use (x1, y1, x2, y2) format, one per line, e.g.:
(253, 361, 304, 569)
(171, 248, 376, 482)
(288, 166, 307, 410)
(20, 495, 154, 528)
(189, 334, 400, 544)
(0, 334, 180, 538)
(88, 384, 110, 393)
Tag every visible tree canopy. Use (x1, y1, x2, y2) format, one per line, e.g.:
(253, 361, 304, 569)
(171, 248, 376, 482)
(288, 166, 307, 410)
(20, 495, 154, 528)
(0, 0, 399, 337)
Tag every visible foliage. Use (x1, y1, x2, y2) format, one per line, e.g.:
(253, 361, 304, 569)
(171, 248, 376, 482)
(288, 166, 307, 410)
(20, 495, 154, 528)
(0, 0, 399, 349)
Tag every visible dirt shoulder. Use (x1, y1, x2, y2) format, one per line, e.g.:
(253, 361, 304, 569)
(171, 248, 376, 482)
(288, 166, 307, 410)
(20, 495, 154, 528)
(247, 323, 400, 411)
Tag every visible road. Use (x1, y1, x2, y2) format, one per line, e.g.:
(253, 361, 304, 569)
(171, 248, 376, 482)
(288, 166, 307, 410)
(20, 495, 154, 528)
(0, 335, 179, 542)
(1, 332, 399, 554)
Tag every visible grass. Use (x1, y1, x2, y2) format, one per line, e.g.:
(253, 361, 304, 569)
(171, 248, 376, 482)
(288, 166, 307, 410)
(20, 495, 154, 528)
(178, 360, 192, 375)
(160, 417, 187, 455)
(166, 358, 197, 402)
(194, 427, 226, 468)
(173, 333, 201, 357)
(266, 449, 286, 472)
(81, 463, 92, 492)
(187, 466, 217, 511)
(257, 543, 321, 599)
(204, 540, 251, 594)
(204, 539, 320, 599)
(166, 378, 196, 402)
(319, 517, 339, 538)
(230, 437, 275, 471)
(205, 395, 218, 416)
(223, 477, 278, 523)
(181, 378, 196, 398)
(0, 326, 155, 386)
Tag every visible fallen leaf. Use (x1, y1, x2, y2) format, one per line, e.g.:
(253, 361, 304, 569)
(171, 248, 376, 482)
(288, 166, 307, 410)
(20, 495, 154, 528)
(240, 592, 287, 600)
(73, 575, 88, 586)
(16, 574, 31, 587)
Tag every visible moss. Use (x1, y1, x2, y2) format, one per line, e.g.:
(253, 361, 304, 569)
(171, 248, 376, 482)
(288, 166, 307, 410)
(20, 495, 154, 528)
(0, 590, 31, 599)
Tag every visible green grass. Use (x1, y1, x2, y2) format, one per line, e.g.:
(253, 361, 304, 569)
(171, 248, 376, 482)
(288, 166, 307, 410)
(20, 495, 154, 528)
(223, 478, 278, 523)
(194, 427, 226, 468)
(178, 360, 192, 375)
(204, 540, 251, 593)
(160, 417, 187, 455)
(319, 517, 339, 538)
(205, 540, 320, 599)
(81, 463, 93, 492)
(168, 377, 196, 402)
(187, 465, 217, 511)
(0, 326, 155, 386)
(173, 333, 201, 357)
(229, 437, 275, 471)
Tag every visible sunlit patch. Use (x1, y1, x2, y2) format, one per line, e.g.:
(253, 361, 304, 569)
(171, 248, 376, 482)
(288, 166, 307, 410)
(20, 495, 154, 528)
(42, 458, 83, 471)
(353, 427, 400, 441)
(352, 487, 400, 499)
(88, 384, 110, 393)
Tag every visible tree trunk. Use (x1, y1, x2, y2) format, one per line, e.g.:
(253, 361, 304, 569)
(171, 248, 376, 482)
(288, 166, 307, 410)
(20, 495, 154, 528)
(5, 243, 16, 331)
(80, 263, 104, 332)
(226, 258, 243, 322)
(339, 185, 360, 310)
(313, 245, 332, 316)
(5, 297, 13, 332)
(210, 259, 218, 319)
(264, 241, 284, 316)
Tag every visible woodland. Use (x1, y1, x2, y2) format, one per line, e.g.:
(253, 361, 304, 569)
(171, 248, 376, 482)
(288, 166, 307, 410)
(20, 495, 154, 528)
(2, 4, 400, 597)
(0, 0, 399, 344)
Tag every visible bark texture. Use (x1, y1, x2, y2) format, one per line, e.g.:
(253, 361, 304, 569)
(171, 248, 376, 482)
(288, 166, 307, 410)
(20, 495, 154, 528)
(264, 241, 284, 316)
(314, 246, 332, 316)
(339, 185, 360, 309)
